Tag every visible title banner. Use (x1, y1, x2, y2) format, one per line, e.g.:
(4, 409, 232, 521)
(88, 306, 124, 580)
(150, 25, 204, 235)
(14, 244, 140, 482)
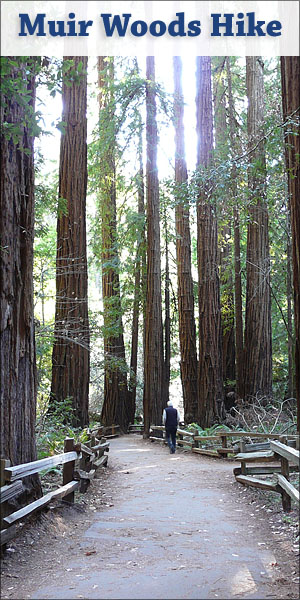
(1, 0, 299, 56)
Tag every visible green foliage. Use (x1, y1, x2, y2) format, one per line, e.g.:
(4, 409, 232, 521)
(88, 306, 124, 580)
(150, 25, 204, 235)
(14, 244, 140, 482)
(36, 397, 91, 459)
(185, 423, 242, 435)
(36, 398, 75, 458)
(34, 154, 59, 404)
(1, 57, 43, 144)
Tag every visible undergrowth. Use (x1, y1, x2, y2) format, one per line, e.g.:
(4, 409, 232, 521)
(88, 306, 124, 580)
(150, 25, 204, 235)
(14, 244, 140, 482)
(36, 398, 98, 459)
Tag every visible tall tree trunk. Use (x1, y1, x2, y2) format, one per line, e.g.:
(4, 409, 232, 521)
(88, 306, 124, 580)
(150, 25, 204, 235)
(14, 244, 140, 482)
(51, 57, 90, 428)
(243, 57, 272, 400)
(0, 58, 41, 498)
(128, 124, 145, 424)
(280, 57, 300, 425)
(196, 56, 225, 427)
(143, 56, 164, 435)
(286, 210, 294, 398)
(233, 205, 244, 399)
(219, 226, 236, 389)
(173, 56, 198, 424)
(213, 58, 236, 391)
(98, 56, 129, 432)
(163, 206, 171, 405)
(226, 57, 244, 400)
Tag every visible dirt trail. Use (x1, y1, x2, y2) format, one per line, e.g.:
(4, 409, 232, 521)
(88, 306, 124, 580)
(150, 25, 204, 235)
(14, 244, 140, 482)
(1, 435, 299, 599)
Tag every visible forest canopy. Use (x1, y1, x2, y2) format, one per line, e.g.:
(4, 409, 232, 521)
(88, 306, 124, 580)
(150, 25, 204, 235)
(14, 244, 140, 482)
(0, 55, 299, 488)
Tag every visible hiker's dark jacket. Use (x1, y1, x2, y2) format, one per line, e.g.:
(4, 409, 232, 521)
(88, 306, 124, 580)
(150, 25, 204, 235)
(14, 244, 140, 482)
(164, 406, 179, 430)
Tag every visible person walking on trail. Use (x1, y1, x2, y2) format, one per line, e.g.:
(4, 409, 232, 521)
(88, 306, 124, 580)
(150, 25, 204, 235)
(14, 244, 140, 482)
(163, 400, 180, 454)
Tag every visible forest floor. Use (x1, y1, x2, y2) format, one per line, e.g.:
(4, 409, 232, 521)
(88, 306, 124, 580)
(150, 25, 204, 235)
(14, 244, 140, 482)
(1, 435, 299, 600)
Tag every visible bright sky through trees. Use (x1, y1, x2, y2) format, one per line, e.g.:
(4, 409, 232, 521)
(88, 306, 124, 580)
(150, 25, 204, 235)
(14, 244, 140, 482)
(36, 55, 198, 176)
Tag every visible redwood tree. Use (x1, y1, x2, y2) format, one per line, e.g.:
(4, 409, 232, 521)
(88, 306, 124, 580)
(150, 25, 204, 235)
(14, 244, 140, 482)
(226, 57, 244, 401)
(163, 205, 171, 406)
(213, 57, 235, 391)
(128, 122, 146, 425)
(0, 58, 41, 498)
(98, 56, 129, 431)
(196, 56, 225, 426)
(143, 56, 164, 434)
(280, 56, 300, 424)
(51, 57, 90, 427)
(243, 57, 272, 400)
(173, 56, 198, 423)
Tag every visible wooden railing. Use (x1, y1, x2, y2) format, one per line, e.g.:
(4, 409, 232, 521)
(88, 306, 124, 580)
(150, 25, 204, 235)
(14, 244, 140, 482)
(150, 425, 196, 448)
(0, 431, 110, 546)
(128, 423, 144, 434)
(85, 421, 120, 439)
(149, 425, 165, 442)
(234, 438, 299, 512)
(271, 440, 299, 511)
(102, 424, 120, 438)
(150, 425, 297, 456)
(194, 430, 298, 457)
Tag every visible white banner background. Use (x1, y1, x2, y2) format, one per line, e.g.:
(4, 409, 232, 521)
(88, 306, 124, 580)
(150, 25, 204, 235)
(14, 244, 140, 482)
(1, 0, 299, 56)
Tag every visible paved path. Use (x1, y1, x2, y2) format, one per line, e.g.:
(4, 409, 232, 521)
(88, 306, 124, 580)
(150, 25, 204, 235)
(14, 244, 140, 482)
(27, 435, 286, 599)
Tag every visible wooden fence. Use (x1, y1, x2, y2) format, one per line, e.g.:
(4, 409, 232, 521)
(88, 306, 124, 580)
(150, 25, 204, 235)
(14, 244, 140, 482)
(150, 425, 297, 453)
(234, 439, 299, 512)
(150, 424, 299, 512)
(128, 423, 144, 434)
(0, 426, 113, 547)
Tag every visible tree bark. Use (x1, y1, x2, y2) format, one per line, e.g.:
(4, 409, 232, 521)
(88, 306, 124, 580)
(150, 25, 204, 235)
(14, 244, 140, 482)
(226, 57, 244, 400)
(243, 57, 272, 400)
(213, 57, 236, 391)
(51, 57, 90, 428)
(280, 57, 300, 425)
(97, 57, 129, 432)
(286, 210, 294, 399)
(196, 56, 225, 427)
(128, 123, 145, 425)
(163, 207, 171, 405)
(143, 56, 164, 434)
(173, 56, 198, 424)
(0, 58, 41, 499)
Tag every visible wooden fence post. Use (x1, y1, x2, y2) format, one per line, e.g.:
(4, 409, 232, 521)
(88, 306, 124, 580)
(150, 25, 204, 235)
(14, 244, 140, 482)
(279, 436, 291, 512)
(178, 431, 183, 445)
(63, 438, 75, 503)
(0, 459, 10, 487)
(192, 429, 197, 448)
(280, 456, 291, 512)
(239, 439, 247, 475)
(1, 459, 11, 536)
(219, 434, 227, 458)
(221, 435, 227, 450)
